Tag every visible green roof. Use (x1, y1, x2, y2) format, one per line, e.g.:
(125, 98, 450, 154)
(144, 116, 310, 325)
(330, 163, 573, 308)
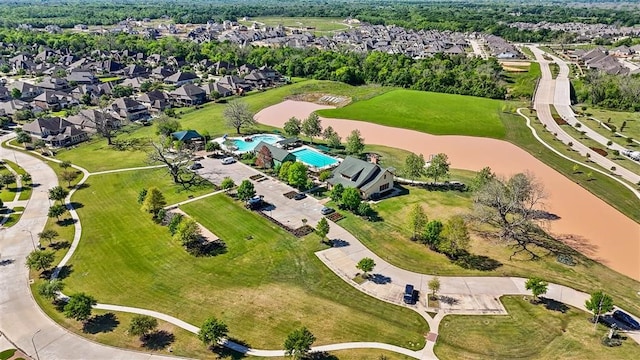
(171, 130, 203, 142)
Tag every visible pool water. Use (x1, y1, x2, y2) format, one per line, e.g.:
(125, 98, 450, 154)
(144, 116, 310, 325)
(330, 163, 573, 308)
(232, 134, 283, 152)
(291, 148, 339, 168)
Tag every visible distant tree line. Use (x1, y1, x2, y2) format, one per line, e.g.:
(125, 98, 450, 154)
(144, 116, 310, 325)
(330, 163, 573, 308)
(574, 72, 640, 112)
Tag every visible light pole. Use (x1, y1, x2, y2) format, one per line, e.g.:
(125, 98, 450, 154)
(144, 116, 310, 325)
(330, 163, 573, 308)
(23, 229, 37, 251)
(31, 329, 41, 360)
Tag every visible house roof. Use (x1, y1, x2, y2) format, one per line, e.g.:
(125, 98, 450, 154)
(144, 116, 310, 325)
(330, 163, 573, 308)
(23, 117, 71, 133)
(327, 156, 386, 190)
(67, 109, 116, 128)
(254, 141, 295, 163)
(171, 130, 203, 142)
(171, 83, 205, 97)
(164, 71, 198, 83)
(137, 90, 168, 103)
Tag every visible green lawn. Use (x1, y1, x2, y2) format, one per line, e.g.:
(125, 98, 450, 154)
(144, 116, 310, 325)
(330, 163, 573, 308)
(576, 106, 640, 145)
(504, 62, 541, 101)
(239, 16, 353, 33)
(62, 169, 427, 349)
(54, 136, 150, 173)
(435, 296, 640, 359)
(316, 89, 507, 139)
(3, 160, 33, 201)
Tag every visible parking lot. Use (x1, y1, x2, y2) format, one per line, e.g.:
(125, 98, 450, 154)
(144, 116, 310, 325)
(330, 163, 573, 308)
(195, 157, 326, 229)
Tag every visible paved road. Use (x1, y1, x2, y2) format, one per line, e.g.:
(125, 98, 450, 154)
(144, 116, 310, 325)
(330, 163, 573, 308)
(529, 45, 640, 185)
(0, 136, 182, 360)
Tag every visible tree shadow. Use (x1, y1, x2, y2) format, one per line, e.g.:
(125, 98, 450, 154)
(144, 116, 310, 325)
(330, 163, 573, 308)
(53, 298, 67, 312)
(68, 202, 84, 209)
(308, 351, 339, 360)
(142, 330, 175, 350)
(0, 258, 14, 266)
(82, 312, 119, 334)
(369, 273, 392, 284)
(210, 344, 247, 360)
(75, 183, 90, 190)
(49, 241, 70, 250)
(532, 210, 561, 221)
(539, 297, 569, 313)
(55, 264, 74, 280)
(554, 233, 598, 259)
(439, 296, 459, 305)
(30, 182, 41, 188)
(56, 218, 77, 227)
(453, 251, 503, 271)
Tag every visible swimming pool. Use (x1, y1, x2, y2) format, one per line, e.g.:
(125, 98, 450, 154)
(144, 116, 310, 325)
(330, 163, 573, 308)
(231, 134, 283, 152)
(291, 147, 339, 169)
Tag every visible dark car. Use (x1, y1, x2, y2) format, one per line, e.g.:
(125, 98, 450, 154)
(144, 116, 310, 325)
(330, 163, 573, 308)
(293, 193, 307, 200)
(403, 284, 416, 304)
(613, 310, 640, 330)
(320, 207, 335, 215)
(246, 196, 263, 210)
(189, 162, 203, 170)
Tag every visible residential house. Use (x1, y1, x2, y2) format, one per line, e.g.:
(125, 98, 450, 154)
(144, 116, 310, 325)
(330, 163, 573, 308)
(137, 90, 170, 112)
(8, 81, 43, 100)
(66, 71, 98, 84)
(35, 76, 70, 91)
(0, 99, 31, 118)
(96, 59, 123, 74)
(151, 65, 174, 80)
(253, 141, 297, 167)
(327, 156, 394, 199)
(170, 83, 206, 106)
(218, 75, 251, 94)
(33, 90, 78, 111)
(211, 61, 235, 75)
(121, 64, 148, 78)
(22, 117, 88, 147)
(121, 77, 146, 91)
(164, 71, 199, 86)
(0, 86, 10, 101)
(110, 97, 149, 121)
(201, 82, 233, 98)
(67, 109, 120, 132)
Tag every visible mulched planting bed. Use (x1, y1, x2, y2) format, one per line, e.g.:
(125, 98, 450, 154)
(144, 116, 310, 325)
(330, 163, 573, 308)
(326, 212, 345, 222)
(283, 191, 298, 199)
(553, 116, 568, 125)
(292, 225, 314, 237)
(257, 177, 269, 182)
(249, 174, 265, 181)
(589, 147, 608, 157)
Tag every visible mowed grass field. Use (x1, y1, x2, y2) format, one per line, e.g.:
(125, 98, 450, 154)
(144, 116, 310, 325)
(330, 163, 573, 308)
(317, 89, 506, 139)
(239, 16, 353, 33)
(62, 169, 428, 350)
(435, 296, 640, 359)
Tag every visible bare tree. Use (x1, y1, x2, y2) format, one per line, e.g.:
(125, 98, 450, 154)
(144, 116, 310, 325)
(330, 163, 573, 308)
(224, 101, 255, 134)
(95, 99, 120, 145)
(473, 172, 549, 259)
(147, 137, 202, 189)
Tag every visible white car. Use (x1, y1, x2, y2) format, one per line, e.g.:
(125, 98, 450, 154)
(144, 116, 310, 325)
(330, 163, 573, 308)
(221, 157, 236, 165)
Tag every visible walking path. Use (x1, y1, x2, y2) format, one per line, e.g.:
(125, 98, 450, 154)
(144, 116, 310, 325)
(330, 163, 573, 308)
(529, 45, 640, 185)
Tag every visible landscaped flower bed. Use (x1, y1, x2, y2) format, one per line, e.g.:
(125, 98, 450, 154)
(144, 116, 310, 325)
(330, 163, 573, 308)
(283, 191, 298, 199)
(249, 174, 264, 181)
(326, 212, 345, 222)
(291, 225, 314, 237)
(589, 147, 608, 157)
(553, 116, 568, 125)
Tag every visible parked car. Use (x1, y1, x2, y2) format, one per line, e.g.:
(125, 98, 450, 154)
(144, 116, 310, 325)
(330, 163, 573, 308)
(293, 193, 307, 200)
(320, 207, 335, 215)
(246, 196, 263, 209)
(221, 157, 236, 165)
(189, 162, 203, 170)
(403, 284, 416, 304)
(613, 310, 640, 330)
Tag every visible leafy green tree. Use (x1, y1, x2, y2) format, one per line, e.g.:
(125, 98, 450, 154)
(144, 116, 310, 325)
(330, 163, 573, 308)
(63, 293, 97, 322)
(471, 166, 495, 190)
(356, 257, 376, 277)
(525, 277, 548, 302)
(21, 173, 32, 184)
(168, 214, 183, 236)
(48, 186, 69, 202)
(173, 217, 201, 248)
(323, 126, 341, 148)
(301, 113, 322, 143)
(345, 129, 364, 156)
(155, 115, 182, 136)
(141, 187, 166, 215)
(38, 229, 58, 245)
(48, 204, 67, 221)
(318, 170, 332, 182)
(140, 81, 153, 93)
(205, 141, 220, 152)
(198, 317, 228, 346)
(61, 170, 79, 187)
(438, 215, 469, 257)
(10, 88, 21, 99)
(283, 327, 315, 360)
(0, 173, 15, 188)
(137, 188, 148, 204)
(60, 160, 72, 169)
(16, 131, 31, 146)
(224, 101, 255, 134)
(425, 153, 450, 183)
(287, 162, 308, 189)
(25, 250, 55, 272)
(404, 153, 426, 180)
(408, 204, 428, 240)
(341, 187, 361, 212)
(279, 161, 293, 181)
(329, 183, 344, 203)
(585, 291, 614, 323)
(315, 217, 330, 241)
(220, 177, 235, 190)
(358, 202, 373, 218)
(423, 220, 443, 248)
(283, 117, 302, 137)
(237, 180, 256, 202)
(37, 279, 64, 302)
(128, 315, 158, 338)
(428, 277, 440, 300)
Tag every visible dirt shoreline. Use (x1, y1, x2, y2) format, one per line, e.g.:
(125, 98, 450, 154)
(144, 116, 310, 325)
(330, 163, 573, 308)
(255, 100, 640, 281)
